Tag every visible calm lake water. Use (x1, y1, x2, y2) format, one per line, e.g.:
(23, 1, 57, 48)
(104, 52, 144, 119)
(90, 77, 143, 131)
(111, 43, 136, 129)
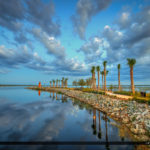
(0, 86, 136, 150)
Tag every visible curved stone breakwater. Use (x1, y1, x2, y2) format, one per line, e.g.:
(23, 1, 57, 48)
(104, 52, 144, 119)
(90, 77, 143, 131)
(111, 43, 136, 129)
(28, 87, 150, 142)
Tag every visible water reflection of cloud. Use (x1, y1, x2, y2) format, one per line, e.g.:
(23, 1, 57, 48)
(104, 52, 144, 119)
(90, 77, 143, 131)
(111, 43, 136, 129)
(33, 113, 65, 141)
(0, 97, 72, 142)
(69, 106, 79, 117)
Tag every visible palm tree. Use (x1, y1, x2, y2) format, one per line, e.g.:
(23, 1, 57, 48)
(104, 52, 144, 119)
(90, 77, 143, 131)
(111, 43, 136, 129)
(50, 81, 52, 88)
(118, 64, 121, 91)
(58, 80, 60, 87)
(101, 71, 104, 90)
(103, 61, 107, 92)
(96, 66, 100, 90)
(65, 78, 68, 88)
(61, 77, 64, 88)
(91, 66, 96, 89)
(101, 70, 108, 90)
(56, 79, 58, 88)
(52, 80, 55, 88)
(127, 58, 136, 94)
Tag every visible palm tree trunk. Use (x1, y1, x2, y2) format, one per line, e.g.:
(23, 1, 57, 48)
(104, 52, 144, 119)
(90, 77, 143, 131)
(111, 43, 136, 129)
(98, 72, 100, 90)
(92, 73, 94, 89)
(61, 81, 63, 88)
(93, 72, 96, 89)
(118, 69, 121, 91)
(104, 69, 106, 92)
(130, 66, 135, 94)
(102, 74, 103, 89)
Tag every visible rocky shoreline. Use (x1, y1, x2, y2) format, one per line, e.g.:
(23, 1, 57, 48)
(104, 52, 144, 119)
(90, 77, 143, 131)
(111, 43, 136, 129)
(28, 87, 150, 142)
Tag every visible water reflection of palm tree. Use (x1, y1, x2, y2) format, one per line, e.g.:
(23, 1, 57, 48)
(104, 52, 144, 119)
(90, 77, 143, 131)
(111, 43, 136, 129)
(62, 95, 67, 103)
(104, 114, 110, 150)
(50, 92, 52, 98)
(52, 91, 55, 100)
(91, 109, 97, 135)
(119, 127, 125, 141)
(98, 111, 102, 139)
(56, 93, 57, 100)
(61, 94, 64, 102)
(38, 90, 41, 96)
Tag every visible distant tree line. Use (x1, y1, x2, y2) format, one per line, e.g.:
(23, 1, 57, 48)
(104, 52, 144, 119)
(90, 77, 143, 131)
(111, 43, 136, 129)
(72, 78, 92, 88)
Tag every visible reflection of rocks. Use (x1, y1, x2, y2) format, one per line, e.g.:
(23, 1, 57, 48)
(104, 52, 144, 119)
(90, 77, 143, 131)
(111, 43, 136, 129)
(29, 87, 150, 141)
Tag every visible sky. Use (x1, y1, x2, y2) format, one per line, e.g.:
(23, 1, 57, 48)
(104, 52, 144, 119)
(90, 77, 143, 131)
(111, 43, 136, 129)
(0, 0, 150, 85)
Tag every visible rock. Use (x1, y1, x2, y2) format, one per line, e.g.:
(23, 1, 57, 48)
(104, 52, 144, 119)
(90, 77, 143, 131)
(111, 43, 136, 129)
(120, 107, 124, 111)
(140, 135, 149, 141)
(136, 115, 141, 120)
(109, 122, 119, 127)
(116, 112, 120, 117)
(114, 108, 120, 111)
(145, 115, 150, 119)
(142, 110, 148, 116)
(126, 124, 131, 127)
(111, 113, 115, 117)
(139, 129, 146, 134)
(131, 128, 138, 134)
(123, 118, 129, 124)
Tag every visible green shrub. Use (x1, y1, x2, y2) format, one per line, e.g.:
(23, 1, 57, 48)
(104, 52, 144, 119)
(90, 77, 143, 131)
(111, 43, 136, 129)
(132, 116, 136, 122)
(148, 100, 150, 105)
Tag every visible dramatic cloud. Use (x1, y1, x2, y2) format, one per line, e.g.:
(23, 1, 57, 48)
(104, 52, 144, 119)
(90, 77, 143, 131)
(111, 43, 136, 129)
(0, 0, 61, 46)
(0, 45, 32, 68)
(51, 57, 87, 76)
(0, 45, 53, 73)
(115, 12, 131, 29)
(32, 28, 87, 76)
(116, 6, 150, 47)
(0, 0, 24, 32)
(14, 32, 29, 44)
(101, 6, 150, 64)
(76, 5, 150, 81)
(0, 0, 150, 83)
(77, 36, 105, 63)
(0, 42, 87, 76)
(26, 0, 61, 37)
(72, 0, 111, 39)
(32, 28, 65, 59)
(103, 25, 124, 50)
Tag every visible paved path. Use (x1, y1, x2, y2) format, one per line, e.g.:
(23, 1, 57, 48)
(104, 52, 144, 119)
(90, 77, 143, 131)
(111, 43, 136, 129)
(106, 91, 133, 100)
